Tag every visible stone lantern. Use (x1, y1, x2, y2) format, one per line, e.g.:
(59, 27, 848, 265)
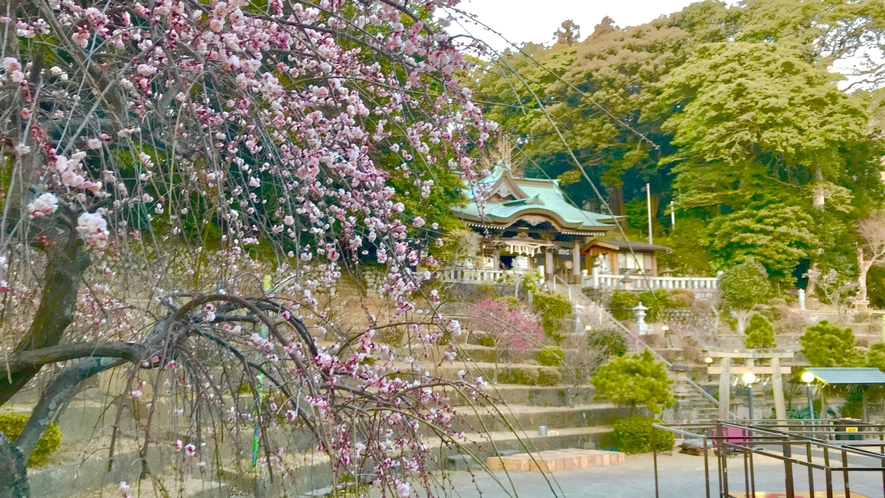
(633, 301, 649, 335)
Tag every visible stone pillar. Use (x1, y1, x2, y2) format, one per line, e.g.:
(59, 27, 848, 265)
(772, 357, 787, 423)
(718, 357, 731, 421)
(591, 266, 600, 289)
(798, 289, 806, 310)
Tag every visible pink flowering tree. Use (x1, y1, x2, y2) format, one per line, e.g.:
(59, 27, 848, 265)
(0, 0, 500, 496)
(471, 298, 545, 373)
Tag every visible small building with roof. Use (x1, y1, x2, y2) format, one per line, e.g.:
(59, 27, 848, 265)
(581, 239, 672, 277)
(444, 162, 720, 292)
(449, 162, 620, 284)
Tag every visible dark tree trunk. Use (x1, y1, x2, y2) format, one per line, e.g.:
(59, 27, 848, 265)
(0, 433, 28, 498)
(609, 185, 625, 216)
(0, 234, 90, 405)
(0, 356, 129, 498)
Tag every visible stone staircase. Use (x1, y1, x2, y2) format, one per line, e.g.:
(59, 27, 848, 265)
(549, 276, 730, 422)
(670, 376, 720, 422)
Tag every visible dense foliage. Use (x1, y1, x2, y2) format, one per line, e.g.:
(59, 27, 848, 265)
(536, 345, 566, 367)
(800, 321, 864, 367)
(531, 291, 573, 341)
(609, 290, 640, 321)
(474, 0, 885, 289)
(612, 416, 675, 454)
(720, 260, 772, 332)
(591, 349, 674, 414)
(0, 414, 60, 467)
(744, 314, 777, 349)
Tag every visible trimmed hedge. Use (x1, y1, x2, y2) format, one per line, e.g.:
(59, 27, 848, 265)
(612, 416, 674, 454)
(497, 366, 562, 386)
(0, 412, 62, 467)
(609, 291, 640, 321)
(536, 346, 565, 367)
(537, 367, 562, 386)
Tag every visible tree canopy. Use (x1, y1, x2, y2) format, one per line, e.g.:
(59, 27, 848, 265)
(591, 349, 674, 414)
(800, 321, 864, 367)
(744, 314, 777, 349)
(474, 0, 885, 287)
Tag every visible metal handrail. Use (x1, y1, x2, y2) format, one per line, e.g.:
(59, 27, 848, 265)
(552, 274, 731, 415)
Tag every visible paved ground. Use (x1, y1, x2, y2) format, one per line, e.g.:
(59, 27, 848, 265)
(415, 452, 885, 498)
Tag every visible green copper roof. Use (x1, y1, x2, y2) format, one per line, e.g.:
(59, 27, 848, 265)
(805, 368, 885, 385)
(452, 163, 619, 232)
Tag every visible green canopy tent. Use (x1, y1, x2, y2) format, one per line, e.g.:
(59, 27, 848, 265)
(805, 368, 885, 422)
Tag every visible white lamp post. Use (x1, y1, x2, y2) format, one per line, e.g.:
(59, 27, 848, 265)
(801, 371, 816, 421)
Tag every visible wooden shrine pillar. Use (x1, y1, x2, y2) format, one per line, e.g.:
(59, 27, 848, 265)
(545, 246, 554, 283)
(771, 357, 787, 423)
(572, 240, 581, 284)
(718, 357, 731, 421)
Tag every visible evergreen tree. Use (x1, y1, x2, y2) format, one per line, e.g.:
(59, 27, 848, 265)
(591, 349, 675, 414)
(800, 321, 864, 367)
(744, 314, 777, 349)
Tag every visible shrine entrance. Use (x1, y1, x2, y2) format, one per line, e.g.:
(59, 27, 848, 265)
(705, 349, 796, 421)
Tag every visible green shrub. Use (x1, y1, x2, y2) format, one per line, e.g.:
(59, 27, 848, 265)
(496, 366, 561, 386)
(609, 291, 639, 320)
(532, 292, 572, 341)
(0, 413, 62, 467)
(497, 366, 539, 385)
(536, 346, 565, 366)
(476, 334, 496, 348)
(744, 314, 776, 349)
(588, 329, 627, 359)
(537, 367, 562, 386)
(668, 289, 695, 308)
(591, 350, 674, 414)
(840, 389, 865, 419)
(612, 416, 674, 454)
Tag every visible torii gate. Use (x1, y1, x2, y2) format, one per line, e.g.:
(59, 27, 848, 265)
(705, 349, 796, 421)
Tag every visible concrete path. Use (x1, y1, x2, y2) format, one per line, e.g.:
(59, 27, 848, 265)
(415, 452, 885, 498)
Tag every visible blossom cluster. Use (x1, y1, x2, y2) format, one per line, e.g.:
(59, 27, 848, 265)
(1, 0, 495, 495)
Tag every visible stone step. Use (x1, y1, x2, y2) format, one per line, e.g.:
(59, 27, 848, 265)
(486, 448, 626, 473)
(67, 478, 235, 498)
(445, 385, 596, 407)
(451, 403, 633, 433)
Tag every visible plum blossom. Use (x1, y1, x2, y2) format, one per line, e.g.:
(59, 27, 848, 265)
(13, 143, 30, 156)
(0, 1, 496, 494)
(396, 481, 410, 498)
(76, 211, 110, 249)
(27, 193, 58, 218)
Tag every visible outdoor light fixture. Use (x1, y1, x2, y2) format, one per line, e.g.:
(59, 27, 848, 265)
(585, 325, 592, 332)
(661, 325, 669, 332)
(704, 356, 714, 365)
(742, 371, 757, 420)
(802, 371, 816, 421)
